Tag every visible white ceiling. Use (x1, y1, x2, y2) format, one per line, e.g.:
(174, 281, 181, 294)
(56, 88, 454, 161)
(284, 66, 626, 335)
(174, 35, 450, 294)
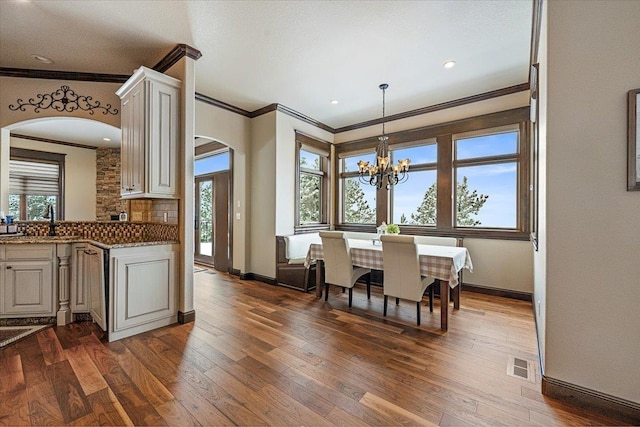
(9, 118, 121, 148)
(1, 0, 533, 142)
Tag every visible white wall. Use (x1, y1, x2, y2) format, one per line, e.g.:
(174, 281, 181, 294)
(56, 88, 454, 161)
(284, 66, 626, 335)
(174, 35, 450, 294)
(195, 101, 252, 273)
(249, 112, 277, 277)
(464, 239, 532, 293)
(543, 0, 640, 403)
(275, 111, 334, 236)
(533, 0, 548, 371)
(10, 136, 96, 220)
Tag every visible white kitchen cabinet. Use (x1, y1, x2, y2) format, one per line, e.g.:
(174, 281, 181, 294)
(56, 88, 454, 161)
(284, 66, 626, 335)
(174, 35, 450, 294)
(87, 246, 106, 331)
(71, 244, 89, 312)
(116, 66, 181, 199)
(108, 244, 177, 342)
(1, 244, 56, 317)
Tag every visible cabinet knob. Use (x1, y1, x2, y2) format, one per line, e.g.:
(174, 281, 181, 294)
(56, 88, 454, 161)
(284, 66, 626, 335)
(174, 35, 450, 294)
(6, 266, 12, 269)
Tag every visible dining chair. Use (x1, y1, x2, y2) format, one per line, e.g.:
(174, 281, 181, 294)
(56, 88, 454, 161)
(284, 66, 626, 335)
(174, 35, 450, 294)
(380, 234, 434, 325)
(319, 231, 371, 307)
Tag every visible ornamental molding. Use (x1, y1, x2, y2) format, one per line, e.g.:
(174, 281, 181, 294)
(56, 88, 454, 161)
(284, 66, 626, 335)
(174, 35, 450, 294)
(9, 85, 119, 115)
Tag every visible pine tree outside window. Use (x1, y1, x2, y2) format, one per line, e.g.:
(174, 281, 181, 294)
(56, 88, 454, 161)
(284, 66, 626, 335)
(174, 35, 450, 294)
(295, 132, 330, 230)
(340, 153, 376, 224)
(453, 126, 519, 229)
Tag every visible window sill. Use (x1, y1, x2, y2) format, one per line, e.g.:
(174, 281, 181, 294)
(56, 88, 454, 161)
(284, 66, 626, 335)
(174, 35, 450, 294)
(334, 224, 530, 241)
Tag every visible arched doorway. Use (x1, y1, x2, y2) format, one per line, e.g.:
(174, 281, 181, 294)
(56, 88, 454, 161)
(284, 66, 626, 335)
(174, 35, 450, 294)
(0, 117, 120, 220)
(194, 136, 233, 272)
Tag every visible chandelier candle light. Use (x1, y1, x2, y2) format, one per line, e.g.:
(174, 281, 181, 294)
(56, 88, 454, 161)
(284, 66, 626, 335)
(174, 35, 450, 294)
(357, 83, 410, 189)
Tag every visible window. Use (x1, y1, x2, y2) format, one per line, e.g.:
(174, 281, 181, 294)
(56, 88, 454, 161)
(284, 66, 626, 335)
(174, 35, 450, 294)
(391, 142, 437, 226)
(334, 107, 530, 239)
(9, 148, 65, 221)
(339, 152, 377, 224)
(295, 132, 330, 228)
(454, 127, 519, 228)
(195, 150, 229, 176)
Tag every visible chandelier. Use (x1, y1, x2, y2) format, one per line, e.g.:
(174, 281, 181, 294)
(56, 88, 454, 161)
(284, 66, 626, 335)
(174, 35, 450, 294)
(357, 83, 410, 189)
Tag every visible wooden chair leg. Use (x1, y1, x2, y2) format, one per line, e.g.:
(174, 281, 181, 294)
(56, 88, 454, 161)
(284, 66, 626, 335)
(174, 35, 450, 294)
(348, 288, 353, 307)
(366, 273, 371, 300)
(429, 285, 434, 313)
(396, 297, 400, 305)
(417, 301, 421, 325)
(383, 295, 388, 316)
(342, 287, 346, 293)
(325, 283, 329, 301)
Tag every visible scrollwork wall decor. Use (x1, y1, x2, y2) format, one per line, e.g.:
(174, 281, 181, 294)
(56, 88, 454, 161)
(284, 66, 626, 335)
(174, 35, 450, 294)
(9, 85, 119, 115)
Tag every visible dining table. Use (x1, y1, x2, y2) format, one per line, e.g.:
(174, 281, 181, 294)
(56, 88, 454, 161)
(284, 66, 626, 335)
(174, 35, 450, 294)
(305, 238, 473, 331)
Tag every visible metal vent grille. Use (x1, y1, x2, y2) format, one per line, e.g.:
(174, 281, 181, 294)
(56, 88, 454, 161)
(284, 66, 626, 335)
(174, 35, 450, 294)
(507, 356, 535, 382)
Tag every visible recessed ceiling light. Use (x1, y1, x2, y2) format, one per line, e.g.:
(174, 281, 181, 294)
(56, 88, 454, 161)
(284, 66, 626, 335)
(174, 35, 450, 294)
(103, 137, 111, 142)
(31, 54, 53, 64)
(330, 100, 339, 105)
(443, 60, 456, 69)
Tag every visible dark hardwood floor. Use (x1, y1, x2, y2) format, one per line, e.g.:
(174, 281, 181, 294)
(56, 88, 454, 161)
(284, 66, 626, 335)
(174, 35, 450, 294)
(0, 268, 628, 425)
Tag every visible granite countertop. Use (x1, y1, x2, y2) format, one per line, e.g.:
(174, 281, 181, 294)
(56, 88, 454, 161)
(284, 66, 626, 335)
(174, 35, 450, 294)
(0, 234, 179, 249)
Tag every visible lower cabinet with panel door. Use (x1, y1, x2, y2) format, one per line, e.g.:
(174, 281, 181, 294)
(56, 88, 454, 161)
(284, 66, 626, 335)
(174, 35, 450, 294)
(108, 244, 178, 342)
(1, 244, 56, 317)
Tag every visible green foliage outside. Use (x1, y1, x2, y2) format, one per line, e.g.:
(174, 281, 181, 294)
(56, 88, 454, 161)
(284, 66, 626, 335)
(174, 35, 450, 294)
(199, 182, 212, 243)
(8, 194, 57, 221)
(403, 176, 488, 226)
(343, 178, 375, 223)
(299, 157, 321, 224)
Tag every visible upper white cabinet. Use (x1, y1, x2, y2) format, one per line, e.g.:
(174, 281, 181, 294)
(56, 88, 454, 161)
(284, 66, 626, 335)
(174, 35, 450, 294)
(116, 66, 181, 199)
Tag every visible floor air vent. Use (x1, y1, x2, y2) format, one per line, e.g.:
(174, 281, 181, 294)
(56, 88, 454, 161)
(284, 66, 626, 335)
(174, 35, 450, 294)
(507, 356, 535, 382)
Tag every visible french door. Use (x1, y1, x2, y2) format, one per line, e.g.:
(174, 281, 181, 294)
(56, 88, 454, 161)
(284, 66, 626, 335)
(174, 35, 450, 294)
(194, 171, 229, 270)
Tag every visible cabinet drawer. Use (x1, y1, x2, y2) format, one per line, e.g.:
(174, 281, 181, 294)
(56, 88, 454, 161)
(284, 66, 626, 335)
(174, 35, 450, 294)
(5, 245, 54, 261)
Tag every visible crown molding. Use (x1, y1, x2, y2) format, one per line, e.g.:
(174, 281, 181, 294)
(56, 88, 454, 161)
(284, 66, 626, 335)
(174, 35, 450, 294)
(10, 133, 98, 150)
(0, 67, 129, 83)
(195, 92, 251, 117)
(153, 43, 203, 73)
(334, 83, 530, 133)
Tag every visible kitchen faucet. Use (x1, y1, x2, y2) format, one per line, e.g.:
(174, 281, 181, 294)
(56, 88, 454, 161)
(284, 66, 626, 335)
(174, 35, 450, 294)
(43, 204, 57, 236)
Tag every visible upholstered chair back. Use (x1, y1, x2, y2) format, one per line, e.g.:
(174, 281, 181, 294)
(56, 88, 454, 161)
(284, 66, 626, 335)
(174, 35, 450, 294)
(319, 231, 355, 288)
(381, 234, 425, 301)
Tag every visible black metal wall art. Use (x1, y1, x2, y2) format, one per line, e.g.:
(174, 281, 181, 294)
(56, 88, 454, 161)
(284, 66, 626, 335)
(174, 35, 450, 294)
(9, 85, 119, 115)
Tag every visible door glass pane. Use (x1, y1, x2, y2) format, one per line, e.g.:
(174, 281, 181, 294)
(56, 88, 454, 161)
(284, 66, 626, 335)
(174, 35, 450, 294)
(392, 170, 437, 225)
(455, 163, 517, 228)
(199, 180, 213, 256)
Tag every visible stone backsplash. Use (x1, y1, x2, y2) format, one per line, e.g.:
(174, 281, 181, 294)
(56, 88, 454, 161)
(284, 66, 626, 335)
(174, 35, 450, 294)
(16, 221, 178, 241)
(96, 148, 128, 221)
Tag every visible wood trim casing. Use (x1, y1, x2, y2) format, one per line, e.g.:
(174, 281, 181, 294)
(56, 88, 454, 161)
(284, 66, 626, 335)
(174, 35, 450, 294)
(529, 0, 544, 71)
(195, 92, 252, 117)
(11, 133, 98, 151)
(0, 67, 130, 83)
(461, 283, 532, 301)
(542, 376, 640, 424)
(153, 44, 203, 73)
(177, 310, 196, 324)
